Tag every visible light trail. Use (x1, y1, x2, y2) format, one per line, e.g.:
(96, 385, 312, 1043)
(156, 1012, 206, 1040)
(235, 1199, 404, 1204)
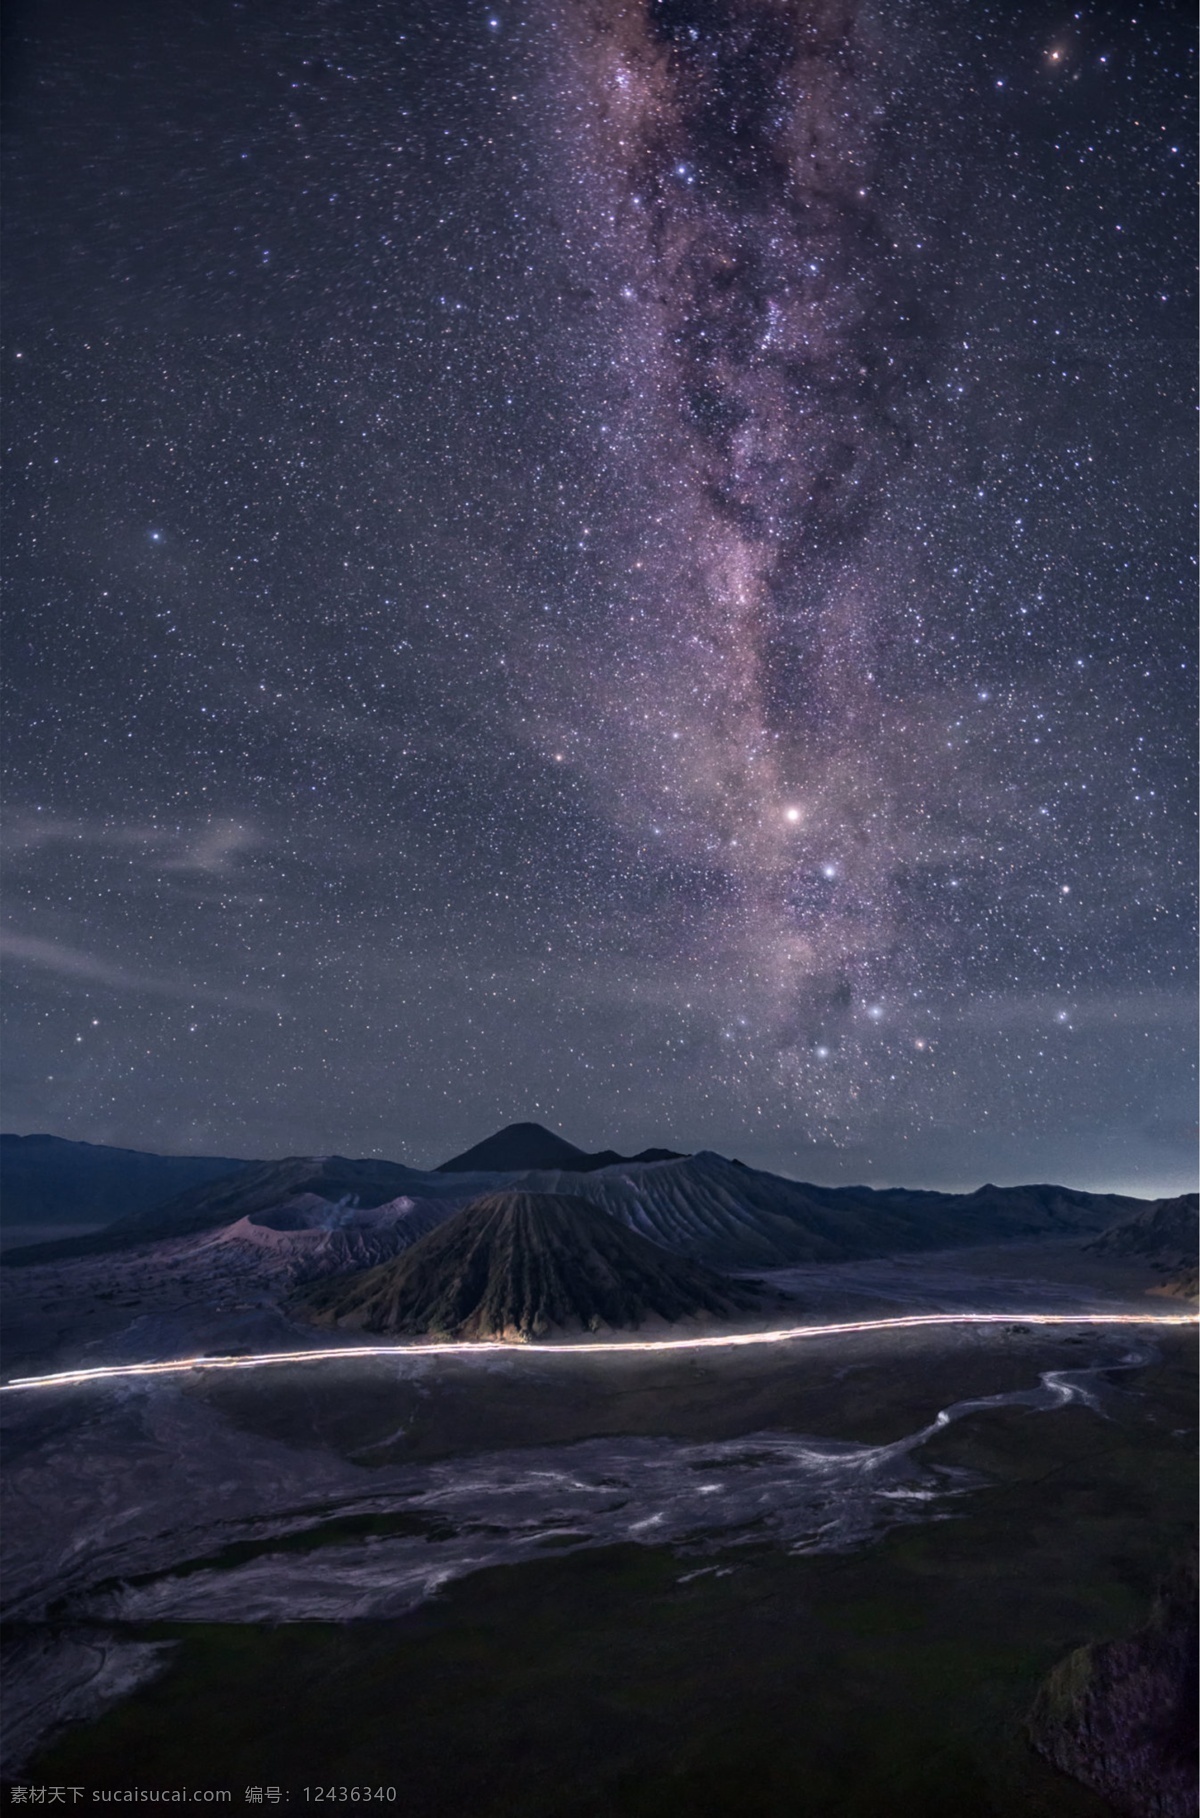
(1, 1311, 1194, 1393)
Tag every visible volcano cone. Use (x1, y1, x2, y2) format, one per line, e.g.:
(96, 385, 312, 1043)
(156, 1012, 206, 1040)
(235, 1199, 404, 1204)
(296, 1190, 756, 1339)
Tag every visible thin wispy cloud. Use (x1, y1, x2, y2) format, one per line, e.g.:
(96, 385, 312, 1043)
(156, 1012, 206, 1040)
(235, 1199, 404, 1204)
(4, 817, 260, 876)
(162, 821, 259, 875)
(0, 931, 282, 1011)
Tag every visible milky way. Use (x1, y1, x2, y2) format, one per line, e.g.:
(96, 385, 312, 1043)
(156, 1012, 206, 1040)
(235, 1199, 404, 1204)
(2, 1, 1196, 1187)
(542, 0, 941, 1098)
(530, 0, 1195, 1146)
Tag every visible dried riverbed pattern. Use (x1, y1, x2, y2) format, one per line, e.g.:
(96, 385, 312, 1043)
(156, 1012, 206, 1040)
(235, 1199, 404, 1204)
(0, 1339, 1154, 1773)
(56, 1363, 1129, 1626)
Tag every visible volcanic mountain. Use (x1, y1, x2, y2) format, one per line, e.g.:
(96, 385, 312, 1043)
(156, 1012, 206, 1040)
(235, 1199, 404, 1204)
(1, 1120, 1158, 1278)
(295, 1190, 758, 1339)
(435, 1121, 682, 1174)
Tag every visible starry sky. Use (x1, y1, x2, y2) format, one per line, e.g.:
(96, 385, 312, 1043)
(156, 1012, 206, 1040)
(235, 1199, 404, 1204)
(3, 0, 1195, 1192)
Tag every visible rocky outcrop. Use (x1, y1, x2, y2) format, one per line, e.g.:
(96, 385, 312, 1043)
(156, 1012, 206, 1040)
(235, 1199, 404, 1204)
(1028, 1552, 1198, 1818)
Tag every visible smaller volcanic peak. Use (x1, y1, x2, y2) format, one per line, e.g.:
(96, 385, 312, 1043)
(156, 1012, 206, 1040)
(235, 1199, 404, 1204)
(435, 1122, 684, 1175)
(296, 1189, 755, 1339)
(436, 1124, 590, 1174)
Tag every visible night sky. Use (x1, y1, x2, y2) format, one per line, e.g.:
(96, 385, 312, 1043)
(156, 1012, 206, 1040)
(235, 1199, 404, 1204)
(3, 0, 1195, 1192)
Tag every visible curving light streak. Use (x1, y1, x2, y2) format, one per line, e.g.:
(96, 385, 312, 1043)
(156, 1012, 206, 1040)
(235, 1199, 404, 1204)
(1, 1311, 1194, 1393)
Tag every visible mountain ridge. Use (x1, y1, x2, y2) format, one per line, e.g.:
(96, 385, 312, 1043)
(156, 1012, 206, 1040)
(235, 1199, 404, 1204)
(0, 1124, 1171, 1273)
(0, 1133, 248, 1236)
(1086, 1194, 1199, 1297)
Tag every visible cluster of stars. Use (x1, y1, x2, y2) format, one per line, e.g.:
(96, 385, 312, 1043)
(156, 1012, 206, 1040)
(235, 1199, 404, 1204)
(0, 0, 1193, 1192)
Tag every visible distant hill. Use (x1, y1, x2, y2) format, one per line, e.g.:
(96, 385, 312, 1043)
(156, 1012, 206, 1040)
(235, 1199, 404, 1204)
(1087, 1194, 1199, 1296)
(0, 1134, 248, 1239)
(435, 1121, 683, 1174)
(0, 1154, 472, 1265)
(295, 1190, 757, 1338)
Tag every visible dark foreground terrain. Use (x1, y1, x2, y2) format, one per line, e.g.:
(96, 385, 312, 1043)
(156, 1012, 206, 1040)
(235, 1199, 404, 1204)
(4, 1256, 1195, 1816)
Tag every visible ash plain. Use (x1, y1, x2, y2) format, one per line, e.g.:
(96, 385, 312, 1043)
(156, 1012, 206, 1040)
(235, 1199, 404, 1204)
(2, 1237, 1195, 1813)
